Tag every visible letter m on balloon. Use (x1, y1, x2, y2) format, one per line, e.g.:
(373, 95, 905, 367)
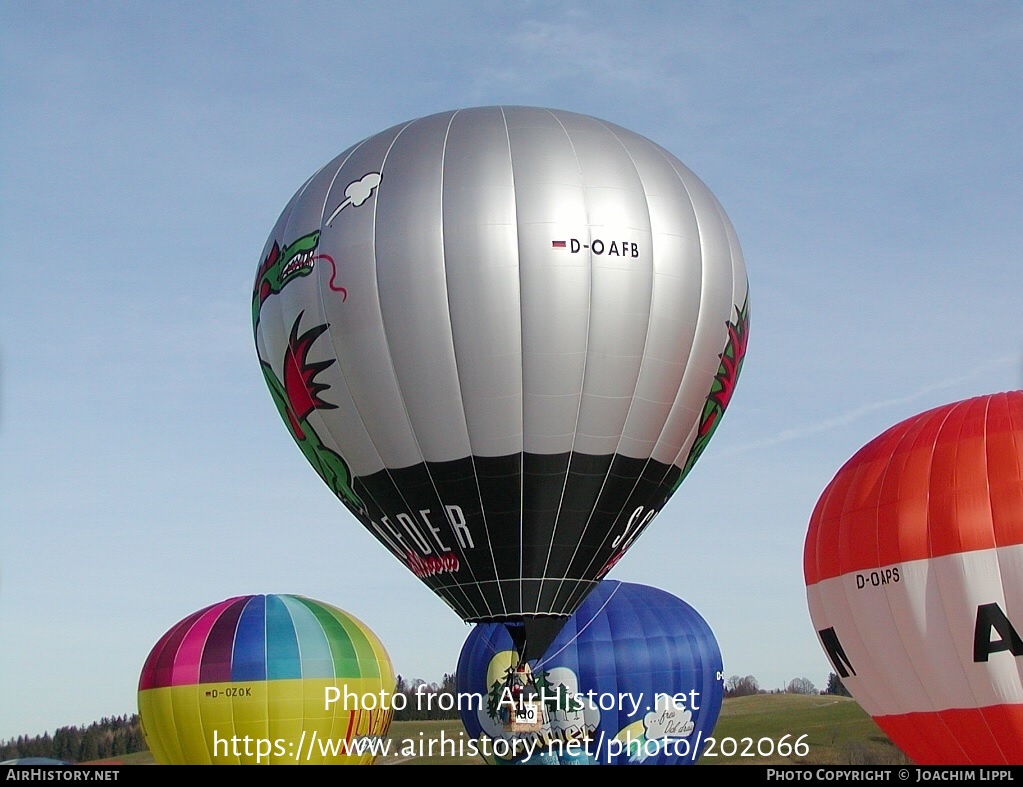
(818, 627, 856, 678)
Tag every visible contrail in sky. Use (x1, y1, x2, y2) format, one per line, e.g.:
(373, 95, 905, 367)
(727, 355, 1018, 454)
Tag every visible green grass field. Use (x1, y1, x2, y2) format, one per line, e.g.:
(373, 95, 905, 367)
(110, 694, 908, 765)
(700, 694, 909, 765)
(375, 695, 909, 765)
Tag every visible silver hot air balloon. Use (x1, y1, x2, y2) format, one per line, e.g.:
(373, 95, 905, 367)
(253, 106, 749, 658)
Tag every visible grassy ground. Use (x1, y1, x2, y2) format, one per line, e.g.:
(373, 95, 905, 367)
(697, 694, 909, 765)
(374, 695, 909, 766)
(99, 694, 910, 765)
(379, 720, 486, 765)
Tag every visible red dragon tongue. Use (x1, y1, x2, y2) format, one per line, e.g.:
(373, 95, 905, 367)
(282, 313, 337, 439)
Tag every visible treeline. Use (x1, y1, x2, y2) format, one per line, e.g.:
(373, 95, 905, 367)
(724, 672, 850, 698)
(1, 675, 464, 759)
(395, 672, 853, 716)
(1, 714, 145, 763)
(392, 673, 461, 721)
(5, 671, 853, 757)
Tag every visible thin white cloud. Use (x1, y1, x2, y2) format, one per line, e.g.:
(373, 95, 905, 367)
(729, 355, 1018, 453)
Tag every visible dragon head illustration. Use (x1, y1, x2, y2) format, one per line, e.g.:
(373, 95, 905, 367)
(252, 231, 321, 329)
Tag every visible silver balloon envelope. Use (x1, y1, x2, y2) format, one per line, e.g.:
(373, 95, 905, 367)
(253, 106, 749, 657)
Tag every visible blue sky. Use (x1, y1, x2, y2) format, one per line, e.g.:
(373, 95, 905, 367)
(1, 2, 1020, 740)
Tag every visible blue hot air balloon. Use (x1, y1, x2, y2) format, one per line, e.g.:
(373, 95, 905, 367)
(456, 581, 724, 765)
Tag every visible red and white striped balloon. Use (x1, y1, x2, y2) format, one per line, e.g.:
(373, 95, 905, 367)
(804, 391, 1023, 764)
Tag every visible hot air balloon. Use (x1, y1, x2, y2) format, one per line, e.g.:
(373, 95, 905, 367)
(804, 391, 1023, 764)
(253, 106, 749, 659)
(138, 594, 394, 764)
(456, 580, 724, 765)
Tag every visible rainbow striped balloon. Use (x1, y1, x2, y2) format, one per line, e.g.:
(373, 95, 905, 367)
(138, 594, 394, 764)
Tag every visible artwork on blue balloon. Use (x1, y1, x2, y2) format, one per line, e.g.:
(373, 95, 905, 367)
(456, 581, 724, 765)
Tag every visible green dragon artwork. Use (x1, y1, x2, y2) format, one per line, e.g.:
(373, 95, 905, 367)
(251, 231, 321, 329)
(676, 293, 751, 488)
(252, 175, 382, 518)
(253, 233, 364, 515)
